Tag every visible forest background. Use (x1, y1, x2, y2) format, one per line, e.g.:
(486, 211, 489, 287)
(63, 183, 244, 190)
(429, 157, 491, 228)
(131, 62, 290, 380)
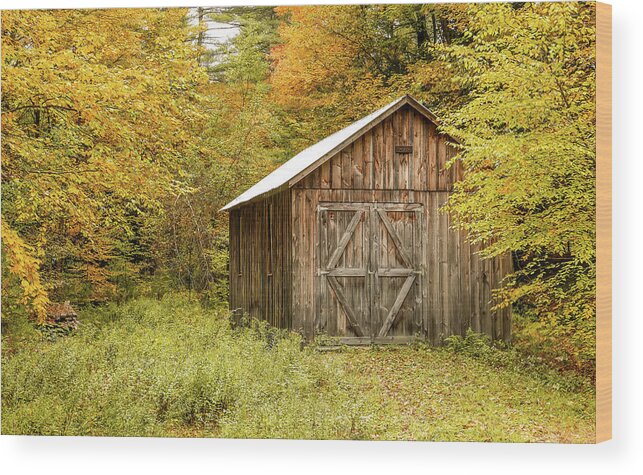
(1, 2, 597, 376)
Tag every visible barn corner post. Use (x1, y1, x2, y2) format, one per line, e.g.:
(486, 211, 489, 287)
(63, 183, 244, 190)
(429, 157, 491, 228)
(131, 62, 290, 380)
(222, 95, 512, 346)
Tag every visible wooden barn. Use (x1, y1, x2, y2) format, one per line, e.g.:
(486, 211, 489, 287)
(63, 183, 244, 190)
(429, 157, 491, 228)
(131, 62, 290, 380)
(222, 95, 511, 345)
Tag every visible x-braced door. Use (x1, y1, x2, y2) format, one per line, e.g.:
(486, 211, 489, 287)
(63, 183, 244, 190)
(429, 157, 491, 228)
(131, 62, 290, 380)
(317, 203, 423, 343)
(318, 203, 370, 342)
(370, 203, 424, 342)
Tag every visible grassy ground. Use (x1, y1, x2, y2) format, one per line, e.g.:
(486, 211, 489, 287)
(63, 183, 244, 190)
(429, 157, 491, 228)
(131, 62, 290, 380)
(1, 296, 595, 442)
(329, 348, 594, 442)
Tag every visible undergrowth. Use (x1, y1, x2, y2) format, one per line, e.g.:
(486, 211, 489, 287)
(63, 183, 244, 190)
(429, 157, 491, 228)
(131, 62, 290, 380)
(445, 329, 594, 394)
(1, 294, 381, 438)
(1, 296, 595, 441)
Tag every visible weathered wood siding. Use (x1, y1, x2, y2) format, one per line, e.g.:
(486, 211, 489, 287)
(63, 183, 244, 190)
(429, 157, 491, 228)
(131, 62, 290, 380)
(291, 189, 511, 343)
(294, 105, 463, 192)
(290, 105, 511, 343)
(228, 189, 291, 329)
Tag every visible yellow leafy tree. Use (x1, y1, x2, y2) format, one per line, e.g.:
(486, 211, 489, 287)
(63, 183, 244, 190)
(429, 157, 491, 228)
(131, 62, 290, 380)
(1, 8, 208, 314)
(440, 2, 597, 375)
(1, 219, 49, 322)
(270, 4, 466, 148)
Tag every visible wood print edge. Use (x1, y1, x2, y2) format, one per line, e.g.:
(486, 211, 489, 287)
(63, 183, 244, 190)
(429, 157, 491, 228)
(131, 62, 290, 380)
(596, 1, 612, 444)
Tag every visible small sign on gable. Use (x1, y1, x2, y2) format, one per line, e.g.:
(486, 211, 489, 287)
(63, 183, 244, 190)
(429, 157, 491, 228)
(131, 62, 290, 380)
(395, 145, 413, 154)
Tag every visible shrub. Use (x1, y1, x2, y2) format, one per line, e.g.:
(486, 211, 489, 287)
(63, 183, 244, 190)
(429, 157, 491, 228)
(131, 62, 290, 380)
(1, 294, 381, 438)
(511, 312, 596, 380)
(445, 329, 592, 394)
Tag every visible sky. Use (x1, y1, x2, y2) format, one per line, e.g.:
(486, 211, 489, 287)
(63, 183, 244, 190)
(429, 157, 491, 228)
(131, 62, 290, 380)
(188, 7, 240, 51)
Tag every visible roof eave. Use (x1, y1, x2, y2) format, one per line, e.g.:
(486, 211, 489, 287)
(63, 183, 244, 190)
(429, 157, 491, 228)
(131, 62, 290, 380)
(220, 183, 289, 212)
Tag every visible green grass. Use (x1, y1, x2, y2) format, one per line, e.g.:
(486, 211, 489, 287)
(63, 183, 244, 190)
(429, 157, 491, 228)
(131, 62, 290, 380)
(1, 295, 595, 442)
(330, 347, 594, 442)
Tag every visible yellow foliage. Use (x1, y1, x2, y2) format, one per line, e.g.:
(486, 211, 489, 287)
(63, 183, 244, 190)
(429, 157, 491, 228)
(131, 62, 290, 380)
(1, 8, 208, 307)
(1, 219, 50, 322)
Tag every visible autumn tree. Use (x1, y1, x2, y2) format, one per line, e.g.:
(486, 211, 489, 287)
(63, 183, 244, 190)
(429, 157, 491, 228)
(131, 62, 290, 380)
(1, 8, 208, 317)
(149, 6, 292, 299)
(270, 4, 466, 150)
(441, 2, 597, 374)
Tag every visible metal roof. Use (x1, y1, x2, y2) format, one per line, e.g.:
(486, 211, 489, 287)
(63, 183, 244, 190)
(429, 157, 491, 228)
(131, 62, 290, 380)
(221, 95, 440, 211)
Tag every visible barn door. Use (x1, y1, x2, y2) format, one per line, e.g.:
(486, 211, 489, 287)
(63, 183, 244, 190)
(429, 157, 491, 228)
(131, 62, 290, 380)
(317, 202, 423, 344)
(318, 203, 371, 342)
(371, 203, 423, 342)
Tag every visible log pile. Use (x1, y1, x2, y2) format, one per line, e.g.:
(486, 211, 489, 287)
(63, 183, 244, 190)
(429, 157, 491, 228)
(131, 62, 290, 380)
(45, 301, 79, 332)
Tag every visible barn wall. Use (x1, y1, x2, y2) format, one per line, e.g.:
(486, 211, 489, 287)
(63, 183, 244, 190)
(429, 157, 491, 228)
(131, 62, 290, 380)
(294, 105, 463, 192)
(229, 104, 511, 343)
(291, 188, 511, 343)
(290, 105, 510, 343)
(228, 189, 291, 329)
